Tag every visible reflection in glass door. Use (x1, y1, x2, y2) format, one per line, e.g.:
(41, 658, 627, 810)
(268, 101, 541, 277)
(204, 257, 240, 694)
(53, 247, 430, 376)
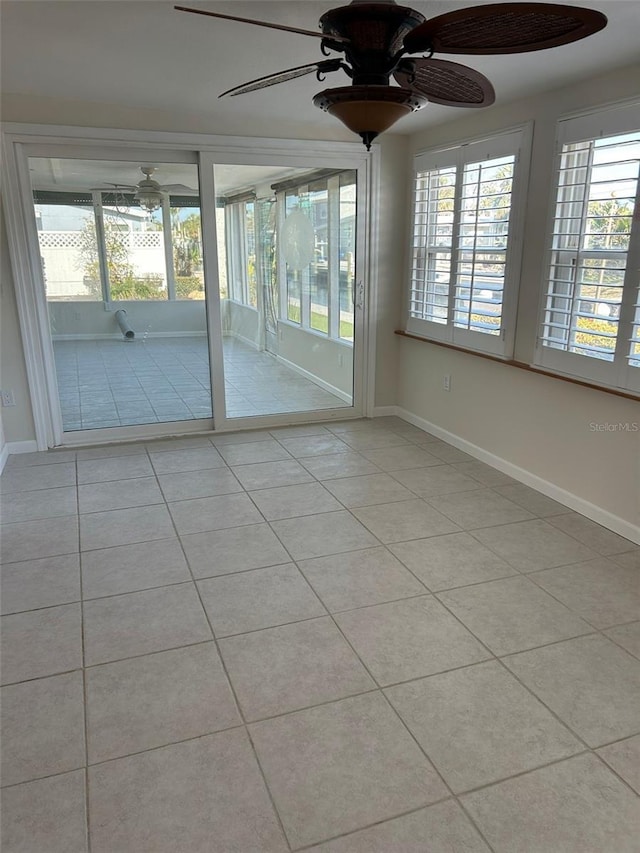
(214, 164, 357, 420)
(28, 157, 213, 432)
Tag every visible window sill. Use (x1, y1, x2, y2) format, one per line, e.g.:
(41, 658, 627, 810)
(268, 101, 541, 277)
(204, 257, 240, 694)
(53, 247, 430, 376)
(395, 329, 639, 402)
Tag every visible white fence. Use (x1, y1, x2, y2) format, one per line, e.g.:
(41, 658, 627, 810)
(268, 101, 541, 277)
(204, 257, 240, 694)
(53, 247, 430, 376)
(38, 231, 166, 299)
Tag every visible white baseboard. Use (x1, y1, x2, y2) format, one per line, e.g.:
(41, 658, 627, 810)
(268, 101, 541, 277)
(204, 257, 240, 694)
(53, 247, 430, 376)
(223, 330, 260, 349)
(389, 406, 640, 545)
(371, 406, 400, 417)
(273, 353, 352, 405)
(7, 440, 39, 454)
(1, 440, 40, 472)
(51, 332, 207, 342)
(223, 330, 351, 404)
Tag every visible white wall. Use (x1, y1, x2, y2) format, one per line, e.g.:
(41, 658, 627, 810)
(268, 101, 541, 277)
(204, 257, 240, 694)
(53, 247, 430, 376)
(48, 300, 207, 339)
(225, 300, 260, 348)
(276, 321, 353, 398)
(225, 299, 353, 398)
(398, 63, 640, 534)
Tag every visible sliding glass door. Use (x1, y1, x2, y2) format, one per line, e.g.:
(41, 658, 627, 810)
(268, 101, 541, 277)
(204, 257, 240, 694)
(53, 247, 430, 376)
(28, 155, 214, 434)
(212, 162, 359, 422)
(6, 132, 369, 447)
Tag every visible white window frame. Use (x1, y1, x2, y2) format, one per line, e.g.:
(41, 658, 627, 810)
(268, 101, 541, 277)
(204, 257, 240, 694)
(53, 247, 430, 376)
(535, 102, 640, 393)
(225, 198, 257, 309)
(406, 126, 531, 358)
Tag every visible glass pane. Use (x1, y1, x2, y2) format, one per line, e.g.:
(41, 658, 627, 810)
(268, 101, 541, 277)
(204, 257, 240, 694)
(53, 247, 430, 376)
(34, 203, 102, 301)
(245, 202, 258, 308)
(29, 156, 213, 432)
(171, 206, 205, 300)
(339, 171, 356, 341)
(410, 166, 456, 323)
(307, 182, 329, 335)
(213, 163, 356, 418)
(102, 202, 167, 300)
(285, 190, 302, 324)
(454, 156, 514, 335)
(544, 131, 640, 361)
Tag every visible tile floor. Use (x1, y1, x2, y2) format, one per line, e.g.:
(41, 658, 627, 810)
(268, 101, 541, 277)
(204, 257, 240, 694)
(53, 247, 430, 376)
(1, 417, 639, 852)
(53, 337, 348, 430)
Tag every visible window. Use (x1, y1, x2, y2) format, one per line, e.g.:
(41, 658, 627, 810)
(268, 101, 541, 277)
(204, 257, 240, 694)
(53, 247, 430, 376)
(407, 129, 528, 357)
(224, 195, 257, 308)
(275, 169, 356, 343)
(32, 188, 204, 303)
(34, 199, 102, 301)
(537, 103, 640, 392)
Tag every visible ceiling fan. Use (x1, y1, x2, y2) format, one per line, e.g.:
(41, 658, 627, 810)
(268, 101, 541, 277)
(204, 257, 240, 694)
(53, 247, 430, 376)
(93, 167, 197, 211)
(175, 1, 607, 148)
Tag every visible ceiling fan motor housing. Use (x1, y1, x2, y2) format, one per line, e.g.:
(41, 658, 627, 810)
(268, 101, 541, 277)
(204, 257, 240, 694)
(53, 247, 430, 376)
(320, 1, 425, 84)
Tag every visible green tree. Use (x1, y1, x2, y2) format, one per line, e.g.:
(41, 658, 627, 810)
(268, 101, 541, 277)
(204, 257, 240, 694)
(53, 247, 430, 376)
(171, 210, 202, 277)
(79, 218, 164, 300)
(587, 197, 632, 250)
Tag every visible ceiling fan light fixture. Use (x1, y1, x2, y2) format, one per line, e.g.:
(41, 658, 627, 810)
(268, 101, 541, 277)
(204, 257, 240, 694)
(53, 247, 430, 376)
(134, 188, 163, 212)
(313, 85, 427, 148)
(134, 168, 164, 212)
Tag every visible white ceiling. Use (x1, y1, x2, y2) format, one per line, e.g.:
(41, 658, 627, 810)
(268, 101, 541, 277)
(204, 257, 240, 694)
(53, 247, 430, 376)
(27, 157, 307, 194)
(2, 0, 639, 139)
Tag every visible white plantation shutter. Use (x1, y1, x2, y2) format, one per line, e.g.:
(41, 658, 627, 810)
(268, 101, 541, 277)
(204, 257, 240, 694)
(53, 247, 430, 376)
(537, 102, 640, 392)
(407, 129, 527, 357)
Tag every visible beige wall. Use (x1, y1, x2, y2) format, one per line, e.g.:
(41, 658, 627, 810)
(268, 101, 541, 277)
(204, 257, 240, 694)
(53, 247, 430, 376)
(399, 339, 639, 527)
(371, 133, 408, 408)
(398, 63, 640, 531)
(0, 203, 36, 444)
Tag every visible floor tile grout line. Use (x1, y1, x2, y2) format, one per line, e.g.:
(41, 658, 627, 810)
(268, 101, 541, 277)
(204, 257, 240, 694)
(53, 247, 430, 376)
(161, 483, 295, 853)
(518, 563, 634, 634)
(601, 629, 640, 661)
(256, 493, 497, 847)
(84, 722, 247, 770)
(376, 677, 500, 853)
(2, 418, 638, 844)
(430, 589, 603, 757)
(544, 513, 636, 556)
(381, 545, 608, 757)
(72, 457, 93, 853)
(290, 795, 459, 852)
(590, 747, 640, 799)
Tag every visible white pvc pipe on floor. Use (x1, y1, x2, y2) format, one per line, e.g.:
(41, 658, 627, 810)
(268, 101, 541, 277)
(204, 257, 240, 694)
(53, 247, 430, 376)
(115, 309, 135, 340)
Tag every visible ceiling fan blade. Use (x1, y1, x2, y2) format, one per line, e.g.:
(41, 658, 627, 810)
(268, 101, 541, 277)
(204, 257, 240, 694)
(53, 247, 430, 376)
(174, 6, 349, 44)
(394, 58, 495, 107)
(403, 3, 607, 55)
(159, 183, 198, 194)
(219, 59, 343, 98)
(90, 184, 136, 192)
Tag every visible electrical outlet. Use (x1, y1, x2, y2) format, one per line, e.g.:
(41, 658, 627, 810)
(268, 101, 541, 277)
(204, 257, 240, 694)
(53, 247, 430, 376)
(443, 375, 451, 392)
(338, 353, 344, 367)
(1, 389, 16, 407)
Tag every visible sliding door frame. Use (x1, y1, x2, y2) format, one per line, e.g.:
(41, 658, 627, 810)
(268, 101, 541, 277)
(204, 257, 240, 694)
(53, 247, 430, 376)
(2, 123, 378, 448)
